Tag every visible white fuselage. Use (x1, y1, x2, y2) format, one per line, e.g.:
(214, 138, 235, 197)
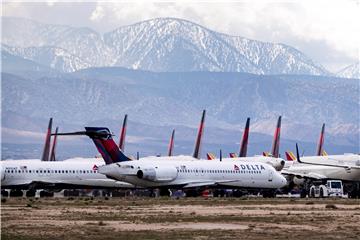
(282, 160, 360, 182)
(222, 156, 285, 171)
(0, 158, 133, 189)
(98, 156, 287, 189)
(301, 154, 360, 166)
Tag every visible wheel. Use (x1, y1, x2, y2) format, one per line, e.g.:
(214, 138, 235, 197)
(300, 189, 307, 198)
(310, 188, 315, 198)
(26, 190, 36, 197)
(10, 189, 23, 197)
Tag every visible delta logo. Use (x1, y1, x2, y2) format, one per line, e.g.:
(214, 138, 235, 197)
(234, 165, 240, 171)
(92, 165, 99, 171)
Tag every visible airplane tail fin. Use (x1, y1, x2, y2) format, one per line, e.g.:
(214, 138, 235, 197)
(118, 114, 128, 151)
(41, 118, 53, 161)
(263, 151, 270, 157)
(49, 127, 58, 161)
(206, 152, 216, 160)
(193, 110, 206, 159)
(316, 123, 325, 156)
(229, 153, 237, 158)
(239, 117, 250, 157)
(285, 151, 296, 161)
(54, 127, 131, 164)
(270, 116, 282, 158)
(322, 150, 328, 156)
(168, 129, 175, 156)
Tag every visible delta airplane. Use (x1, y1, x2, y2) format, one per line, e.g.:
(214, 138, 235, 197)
(54, 127, 287, 191)
(282, 145, 360, 182)
(0, 116, 134, 196)
(209, 117, 286, 171)
(281, 144, 360, 197)
(284, 123, 360, 166)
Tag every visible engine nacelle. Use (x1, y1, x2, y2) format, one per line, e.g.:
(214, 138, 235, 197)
(266, 158, 285, 171)
(136, 167, 178, 182)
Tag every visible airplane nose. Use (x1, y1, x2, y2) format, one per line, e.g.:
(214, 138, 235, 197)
(0, 166, 5, 181)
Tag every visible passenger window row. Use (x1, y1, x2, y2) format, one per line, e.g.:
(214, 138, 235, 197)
(176, 169, 261, 174)
(5, 170, 98, 174)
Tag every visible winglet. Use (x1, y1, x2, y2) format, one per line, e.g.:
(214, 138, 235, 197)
(119, 114, 128, 151)
(41, 118, 53, 161)
(193, 110, 206, 159)
(295, 143, 302, 163)
(239, 117, 250, 157)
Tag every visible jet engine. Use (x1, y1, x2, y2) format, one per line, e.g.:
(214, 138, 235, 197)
(266, 158, 285, 171)
(136, 167, 178, 182)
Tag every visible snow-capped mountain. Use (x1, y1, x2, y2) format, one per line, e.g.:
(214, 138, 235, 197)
(2, 17, 329, 75)
(2, 44, 91, 72)
(336, 62, 360, 79)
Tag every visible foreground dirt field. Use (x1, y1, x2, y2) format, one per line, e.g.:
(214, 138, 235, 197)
(1, 197, 360, 240)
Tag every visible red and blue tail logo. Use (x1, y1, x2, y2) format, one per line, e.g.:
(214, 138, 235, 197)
(85, 127, 131, 164)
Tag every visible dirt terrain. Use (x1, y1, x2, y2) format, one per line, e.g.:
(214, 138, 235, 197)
(1, 197, 360, 240)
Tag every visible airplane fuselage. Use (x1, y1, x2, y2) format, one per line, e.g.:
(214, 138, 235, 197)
(98, 156, 287, 189)
(0, 158, 134, 189)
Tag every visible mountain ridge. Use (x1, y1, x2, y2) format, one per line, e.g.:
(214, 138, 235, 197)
(2, 16, 330, 75)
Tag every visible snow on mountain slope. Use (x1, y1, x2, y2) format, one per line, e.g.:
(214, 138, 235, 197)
(2, 17, 330, 75)
(336, 62, 360, 79)
(2, 44, 91, 72)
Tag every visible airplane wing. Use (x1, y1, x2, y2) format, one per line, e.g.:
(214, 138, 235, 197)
(281, 170, 327, 180)
(182, 180, 238, 188)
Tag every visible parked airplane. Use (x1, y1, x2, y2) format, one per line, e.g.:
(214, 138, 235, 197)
(281, 144, 360, 197)
(54, 127, 287, 193)
(226, 117, 285, 171)
(0, 117, 134, 197)
(0, 158, 133, 196)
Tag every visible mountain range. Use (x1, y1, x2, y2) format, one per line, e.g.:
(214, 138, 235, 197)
(1, 65, 359, 159)
(1, 17, 337, 76)
(1, 17, 359, 159)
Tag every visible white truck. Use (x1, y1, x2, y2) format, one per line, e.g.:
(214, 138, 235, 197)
(309, 180, 344, 198)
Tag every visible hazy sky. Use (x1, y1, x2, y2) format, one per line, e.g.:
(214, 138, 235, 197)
(2, 0, 359, 72)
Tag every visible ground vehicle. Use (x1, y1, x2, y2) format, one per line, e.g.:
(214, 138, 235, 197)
(309, 180, 344, 198)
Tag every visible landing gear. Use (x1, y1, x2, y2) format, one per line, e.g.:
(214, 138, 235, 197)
(40, 190, 54, 198)
(10, 189, 23, 197)
(213, 189, 225, 197)
(26, 190, 36, 197)
(1, 189, 9, 197)
(262, 190, 276, 198)
(184, 189, 199, 197)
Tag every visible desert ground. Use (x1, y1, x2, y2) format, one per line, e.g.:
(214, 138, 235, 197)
(1, 197, 360, 240)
